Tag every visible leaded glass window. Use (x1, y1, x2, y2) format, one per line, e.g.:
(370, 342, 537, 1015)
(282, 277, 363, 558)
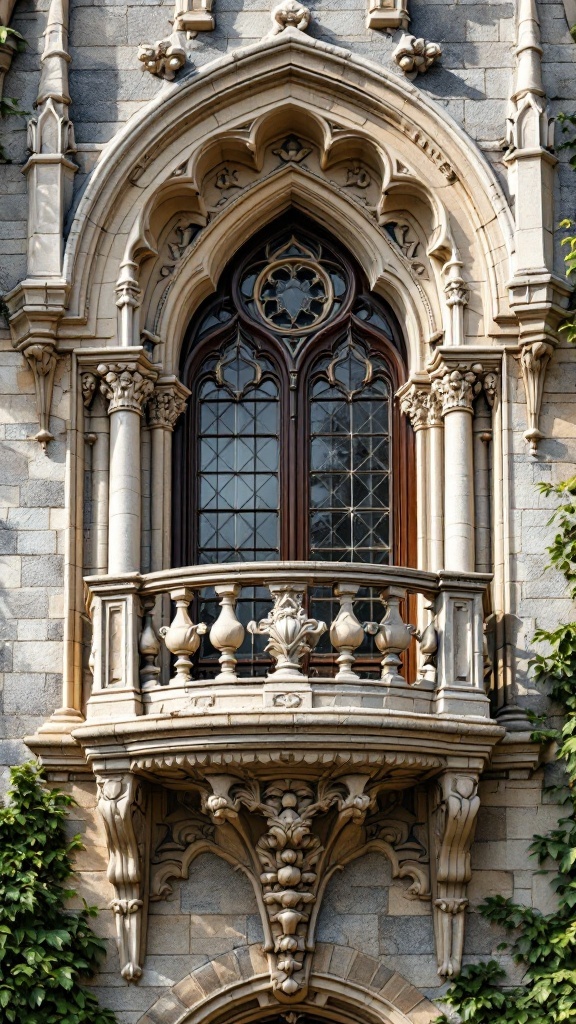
(175, 215, 413, 674)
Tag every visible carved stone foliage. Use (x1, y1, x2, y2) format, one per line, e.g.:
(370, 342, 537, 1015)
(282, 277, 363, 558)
(147, 775, 431, 1002)
(96, 774, 149, 983)
(393, 34, 442, 76)
(430, 771, 480, 978)
(97, 361, 156, 415)
(138, 35, 186, 80)
(147, 379, 190, 430)
(248, 584, 326, 680)
(268, 0, 311, 35)
(432, 365, 483, 414)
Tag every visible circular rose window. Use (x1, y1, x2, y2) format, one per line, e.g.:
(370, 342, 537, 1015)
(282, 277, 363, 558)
(254, 258, 333, 334)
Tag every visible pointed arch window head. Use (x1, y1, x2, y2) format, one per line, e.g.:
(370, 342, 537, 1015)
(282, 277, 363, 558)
(176, 216, 412, 572)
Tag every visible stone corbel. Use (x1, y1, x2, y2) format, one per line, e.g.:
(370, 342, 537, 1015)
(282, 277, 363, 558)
(202, 774, 373, 1002)
(23, 341, 59, 450)
(138, 34, 186, 80)
(393, 34, 441, 76)
(519, 339, 554, 456)
(96, 773, 149, 983)
(430, 770, 481, 978)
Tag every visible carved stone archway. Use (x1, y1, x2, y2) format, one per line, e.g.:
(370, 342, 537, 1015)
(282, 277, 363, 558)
(137, 943, 438, 1024)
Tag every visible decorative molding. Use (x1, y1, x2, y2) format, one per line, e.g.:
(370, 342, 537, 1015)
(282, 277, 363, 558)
(147, 376, 190, 430)
(97, 360, 156, 415)
(248, 584, 326, 680)
(23, 342, 59, 450)
(519, 339, 554, 455)
(431, 771, 480, 978)
(138, 35, 186, 80)
(96, 773, 149, 983)
(393, 34, 441, 76)
(267, 0, 311, 36)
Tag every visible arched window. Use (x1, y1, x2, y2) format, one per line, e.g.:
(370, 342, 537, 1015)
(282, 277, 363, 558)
(174, 215, 415, 674)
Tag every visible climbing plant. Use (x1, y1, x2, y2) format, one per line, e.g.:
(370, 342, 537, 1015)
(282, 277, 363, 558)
(0, 26, 28, 163)
(559, 112, 576, 342)
(436, 475, 576, 1024)
(0, 761, 117, 1024)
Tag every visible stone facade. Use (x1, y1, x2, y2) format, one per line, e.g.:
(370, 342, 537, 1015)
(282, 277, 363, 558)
(1, 0, 576, 1019)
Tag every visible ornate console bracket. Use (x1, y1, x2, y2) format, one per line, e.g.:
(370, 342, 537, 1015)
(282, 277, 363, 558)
(430, 770, 480, 978)
(23, 341, 59, 450)
(519, 339, 554, 456)
(201, 774, 372, 1002)
(96, 774, 149, 983)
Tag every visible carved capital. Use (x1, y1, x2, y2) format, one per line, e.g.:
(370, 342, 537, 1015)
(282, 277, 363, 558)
(96, 773, 148, 982)
(97, 361, 156, 415)
(431, 771, 480, 978)
(23, 341, 59, 450)
(432, 364, 483, 415)
(147, 377, 190, 430)
(520, 339, 554, 456)
(399, 383, 430, 431)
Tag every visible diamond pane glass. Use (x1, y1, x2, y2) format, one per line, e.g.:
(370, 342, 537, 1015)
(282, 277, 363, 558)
(309, 357, 391, 563)
(197, 377, 280, 565)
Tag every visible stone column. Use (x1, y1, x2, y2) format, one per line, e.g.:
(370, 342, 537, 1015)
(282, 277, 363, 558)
(427, 388, 444, 571)
(147, 377, 190, 573)
(399, 383, 430, 571)
(433, 366, 482, 574)
(98, 356, 157, 574)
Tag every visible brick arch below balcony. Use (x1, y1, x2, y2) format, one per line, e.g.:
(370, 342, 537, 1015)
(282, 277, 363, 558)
(136, 942, 438, 1024)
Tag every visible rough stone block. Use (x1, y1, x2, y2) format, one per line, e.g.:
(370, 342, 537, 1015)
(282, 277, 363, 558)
(147, 915, 190, 955)
(378, 914, 435, 956)
(17, 531, 57, 554)
(21, 554, 63, 587)
(20, 480, 65, 507)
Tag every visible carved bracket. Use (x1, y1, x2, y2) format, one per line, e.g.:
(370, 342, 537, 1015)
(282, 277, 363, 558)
(96, 774, 149, 982)
(519, 339, 554, 456)
(393, 34, 442, 76)
(146, 774, 431, 1002)
(23, 341, 59, 450)
(430, 771, 480, 978)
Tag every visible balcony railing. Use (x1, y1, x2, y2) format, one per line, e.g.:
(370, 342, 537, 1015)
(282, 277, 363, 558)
(84, 561, 491, 721)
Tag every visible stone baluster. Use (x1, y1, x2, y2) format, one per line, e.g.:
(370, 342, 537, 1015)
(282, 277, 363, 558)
(365, 585, 413, 685)
(210, 583, 245, 682)
(330, 583, 364, 681)
(248, 583, 326, 680)
(432, 364, 482, 574)
(159, 587, 207, 684)
(139, 596, 161, 688)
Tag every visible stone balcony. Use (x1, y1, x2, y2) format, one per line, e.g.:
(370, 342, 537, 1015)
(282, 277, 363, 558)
(73, 561, 504, 784)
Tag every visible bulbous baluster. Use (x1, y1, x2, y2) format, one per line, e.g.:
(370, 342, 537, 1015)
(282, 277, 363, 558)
(330, 583, 364, 681)
(210, 583, 245, 682)
(365, 585, 412, 685)
(139, 595, 161, 688)
(159, 587, 207, 684)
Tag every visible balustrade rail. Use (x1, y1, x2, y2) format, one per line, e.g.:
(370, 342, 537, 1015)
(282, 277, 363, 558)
(85, 561, 491, 719)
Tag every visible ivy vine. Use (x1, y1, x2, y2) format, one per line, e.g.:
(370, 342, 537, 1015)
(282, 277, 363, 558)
(0, 761, 117, 1024)
(437, 477, 576, 1024)
(0, 26, 28, 164)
